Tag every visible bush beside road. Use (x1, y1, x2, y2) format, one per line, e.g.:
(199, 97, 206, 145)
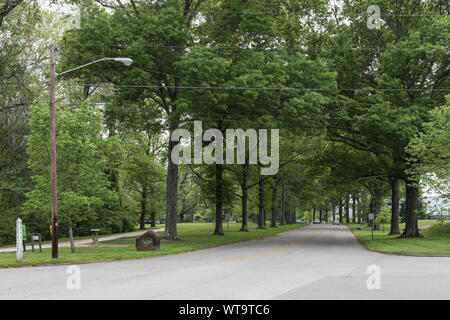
(0, 223, 304, 268)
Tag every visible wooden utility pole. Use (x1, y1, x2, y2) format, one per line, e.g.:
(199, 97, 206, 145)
(49, 44, 58, 258)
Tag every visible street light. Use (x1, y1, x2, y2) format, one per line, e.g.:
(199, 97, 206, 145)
(49, 44, 132, 258)
(113, 58, 133, 66)
(56, 57, 134, 76)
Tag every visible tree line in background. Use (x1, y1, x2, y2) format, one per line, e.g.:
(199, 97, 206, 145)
(0, 0, 448, 245)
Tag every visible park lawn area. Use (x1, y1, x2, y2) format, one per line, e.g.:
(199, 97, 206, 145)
(0, 222, 305, 268)
(347, 220, 450, 256)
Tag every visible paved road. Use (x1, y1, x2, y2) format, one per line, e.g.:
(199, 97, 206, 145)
(0, 224, 449, 300)
(0, 229, 164, 253)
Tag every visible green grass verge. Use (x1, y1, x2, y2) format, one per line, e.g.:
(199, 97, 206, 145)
(0, 222, 305, 268)
(347, 220, 450, 256)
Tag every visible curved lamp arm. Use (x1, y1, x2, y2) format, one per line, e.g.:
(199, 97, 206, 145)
(56, 58, 133, 77)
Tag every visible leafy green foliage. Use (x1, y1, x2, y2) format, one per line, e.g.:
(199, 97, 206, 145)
(23, 101, 127, 238)
(121, 131, 166, 225)
(375, 208, 391, 225)
(407, 97, 450, 198)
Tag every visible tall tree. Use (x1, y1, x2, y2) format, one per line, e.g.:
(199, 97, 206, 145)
(60, 0, 205, 240)
(122, 131, 165, 230)
(323, 0, 449, 237)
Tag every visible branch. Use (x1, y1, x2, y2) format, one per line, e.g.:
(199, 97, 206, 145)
(179, 202, 197, 215)
(355, 175, 389, 182)
(247, 152, 302, 190)
(129, 0, 139, 16)
(433, 66, 450, 92)
(187, 164, 205, 181)
(328, 132, 381, 156)
(0, 0, 23, 28)
(185, 0, 204, 28)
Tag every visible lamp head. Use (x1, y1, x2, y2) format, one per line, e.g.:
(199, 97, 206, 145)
(114, 58, 133, 66)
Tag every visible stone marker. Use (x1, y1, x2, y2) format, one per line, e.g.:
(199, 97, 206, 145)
(16, 218, 23, 262)
(136, 231, 160, 251)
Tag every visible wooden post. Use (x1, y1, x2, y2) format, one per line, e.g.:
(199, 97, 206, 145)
(49, 44, 58, 258)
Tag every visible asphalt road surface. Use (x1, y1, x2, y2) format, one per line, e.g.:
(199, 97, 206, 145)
(0, 224, 449, 300)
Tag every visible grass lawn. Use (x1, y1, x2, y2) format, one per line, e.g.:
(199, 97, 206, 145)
(347, 220, 450, 256)
(0, 222, 305, 268)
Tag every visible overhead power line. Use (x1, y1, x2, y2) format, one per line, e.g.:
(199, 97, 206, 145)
(87, 6, 445, 17)
(64, 43, 448, 52)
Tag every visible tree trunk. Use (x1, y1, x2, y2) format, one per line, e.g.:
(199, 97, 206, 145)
(280, 183, 286, 225)
(140, 187, 147, 230)
(263, 208, 266, 227)
(164, 137, 179, 240)
(241, 188, 249, 231)
(357, 196, 361, 224)
(214, 164, 224, 235)
(313, 206, 316, 222)
(180, 197, 185, 223)
(150, 211, 156, 228)
(270, 181, 277, 228)
(68, 216, 75, 254)
(286, 208, 292, 224)
(369, 194, 374, 227)
(332, 202, 336, 222)
(400, 179, 421, 238)
(285, 201, 290, 224)
(324, 202, 328, 224)
(389, 178, 401, 235)
(338, 200, 343, 223)
(352, 194, 356, 224)
(257, 179, 265, 229)
(240, 163, 249, 232)
(373, 182, 382, 230)
(319, 207, 323, 223)
(345, 194, 350, 223)
(287, 199, 295, 224)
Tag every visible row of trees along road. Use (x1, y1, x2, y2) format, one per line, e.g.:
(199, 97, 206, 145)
(0, 0, 448, 244)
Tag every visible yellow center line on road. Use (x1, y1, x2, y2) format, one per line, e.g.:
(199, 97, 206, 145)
(225, 228, 323, 263)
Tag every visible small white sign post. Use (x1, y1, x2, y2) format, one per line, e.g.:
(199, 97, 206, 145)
(16, 218, 23, 262)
